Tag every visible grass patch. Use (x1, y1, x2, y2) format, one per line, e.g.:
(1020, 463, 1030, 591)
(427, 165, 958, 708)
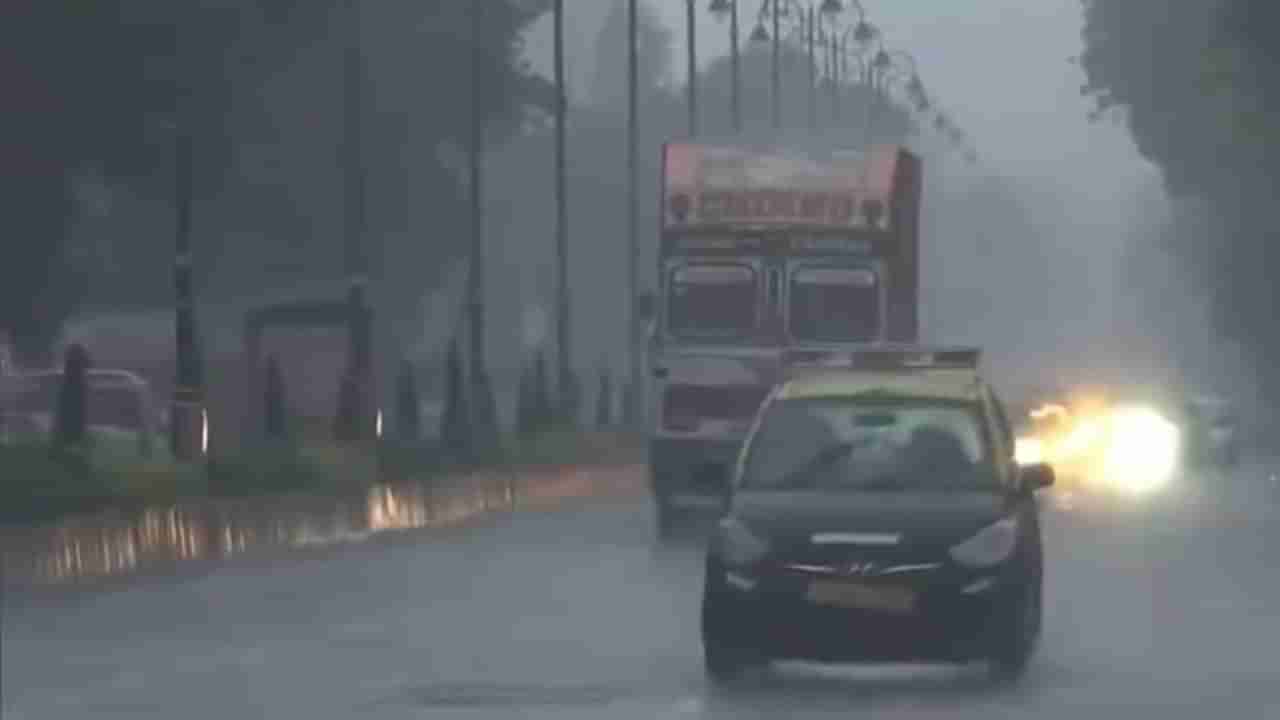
(0, 429, 643, 526)
(0, 443, 200, 524)
(503, 427, 644, 469)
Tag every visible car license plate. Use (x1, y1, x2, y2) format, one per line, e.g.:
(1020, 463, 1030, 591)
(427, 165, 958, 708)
(807, 580, 916, 613)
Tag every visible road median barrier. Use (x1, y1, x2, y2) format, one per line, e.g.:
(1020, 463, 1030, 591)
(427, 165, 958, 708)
(0, 433, 645, 591)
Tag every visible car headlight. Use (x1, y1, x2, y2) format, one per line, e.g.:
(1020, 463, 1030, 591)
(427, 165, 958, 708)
(716, 516, 770, 567)
(949, 517, 1019, 568)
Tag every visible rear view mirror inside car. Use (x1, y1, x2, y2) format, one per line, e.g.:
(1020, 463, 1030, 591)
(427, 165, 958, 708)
(853, 412, 898, 428)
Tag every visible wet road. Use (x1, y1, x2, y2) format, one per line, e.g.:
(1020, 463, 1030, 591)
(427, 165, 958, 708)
(4, 462, 1280, 718)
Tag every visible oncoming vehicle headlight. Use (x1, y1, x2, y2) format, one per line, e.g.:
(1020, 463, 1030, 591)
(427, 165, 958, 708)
(1101, 405, 1181, 495)
(949, 517, 1019, 568)
(717, 516, 770, 567)
(1015, 436, 1044, 466)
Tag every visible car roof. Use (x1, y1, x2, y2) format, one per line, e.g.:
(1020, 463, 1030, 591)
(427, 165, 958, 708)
(778, 368, 985, 403)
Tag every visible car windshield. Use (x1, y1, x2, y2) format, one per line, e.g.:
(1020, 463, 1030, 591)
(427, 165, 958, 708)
(788, 266, 880, 342)
(740, 396, 997, 491)
(666, 263, 758, 338)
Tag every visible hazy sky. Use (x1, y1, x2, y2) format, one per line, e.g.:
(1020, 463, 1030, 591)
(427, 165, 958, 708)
(668, 1, 1157, 189)
(518, 2, 1205, 386)
(532, 0, 1159, 202)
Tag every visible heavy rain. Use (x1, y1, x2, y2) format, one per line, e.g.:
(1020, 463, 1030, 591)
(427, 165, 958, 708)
(2, 1, 1279, 718)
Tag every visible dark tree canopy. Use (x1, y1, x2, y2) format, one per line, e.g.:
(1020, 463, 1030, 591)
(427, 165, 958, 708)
(1079, 0, 1280, 407)
(1, 1, 554, 358)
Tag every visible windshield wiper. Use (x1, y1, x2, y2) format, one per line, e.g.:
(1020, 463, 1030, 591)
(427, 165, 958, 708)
(773, 442, 856, 490)
(853, 474, 917, 492)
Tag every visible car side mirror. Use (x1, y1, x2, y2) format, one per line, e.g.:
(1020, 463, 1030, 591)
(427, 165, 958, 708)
(1019, 463, 1055, 493)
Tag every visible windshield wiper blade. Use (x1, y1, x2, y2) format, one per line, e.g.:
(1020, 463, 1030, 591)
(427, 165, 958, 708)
(775, 442, 856, 489)
(855, 475, 915, 491)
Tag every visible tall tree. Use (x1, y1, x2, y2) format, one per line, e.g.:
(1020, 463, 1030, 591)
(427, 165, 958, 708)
(1079, 0, 1280, 410)
(589, 0, 674, 113)
(1, 1, 555, 359)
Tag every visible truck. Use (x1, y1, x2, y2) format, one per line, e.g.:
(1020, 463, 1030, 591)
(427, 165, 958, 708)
(646, 141, 924, 531)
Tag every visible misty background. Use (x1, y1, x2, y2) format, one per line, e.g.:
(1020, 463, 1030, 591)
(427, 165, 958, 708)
(4, 0, 1272, 443)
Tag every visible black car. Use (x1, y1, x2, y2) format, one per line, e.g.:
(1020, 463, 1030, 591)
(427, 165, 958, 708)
(701, 359, 1055, 684)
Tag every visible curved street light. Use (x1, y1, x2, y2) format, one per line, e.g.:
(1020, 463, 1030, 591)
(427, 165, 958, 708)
(874, 49, 930, 115)
(822, 8, 877, 123)
(750, 0, 844, 131)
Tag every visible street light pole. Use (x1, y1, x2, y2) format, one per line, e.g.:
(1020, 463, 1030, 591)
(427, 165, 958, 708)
(626, 0, 641, 426)
(829, 29, 839, 123)
(833, 34, 843, 123)
(686, 0, 699, 137)
(865, 47, 889, 147)
(171, 125, 204, 461)
(468, 0, 495, 447)
(341, 0, 372, 446)
(730, 0, 741, 134)
(771, 0, 781, 131)
(553, 0, 573, 421)
(807, 5, 816, 131)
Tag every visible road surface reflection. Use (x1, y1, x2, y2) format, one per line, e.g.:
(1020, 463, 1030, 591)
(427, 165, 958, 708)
(0, 466, 637, 589)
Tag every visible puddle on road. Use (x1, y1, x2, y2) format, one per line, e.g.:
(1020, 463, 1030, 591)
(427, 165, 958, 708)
(0, 466, 638, 589)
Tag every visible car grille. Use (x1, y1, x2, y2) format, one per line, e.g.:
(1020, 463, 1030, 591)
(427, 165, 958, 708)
(767, 539, 947, 580)
(777, 560, 943, 580)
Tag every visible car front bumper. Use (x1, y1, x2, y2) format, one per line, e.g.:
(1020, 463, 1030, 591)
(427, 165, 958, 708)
(708, 561, 1028, 663)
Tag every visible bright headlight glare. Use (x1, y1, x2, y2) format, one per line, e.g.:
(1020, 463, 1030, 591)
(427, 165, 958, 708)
(1101, 405, 1180, 495)
(718, 516, 769, 567)
(1015, 436, 1044, 466)
(950, 517, 1018, 568)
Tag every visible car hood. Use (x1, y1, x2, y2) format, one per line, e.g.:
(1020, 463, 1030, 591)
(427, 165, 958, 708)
(730, 491, 1012, 546)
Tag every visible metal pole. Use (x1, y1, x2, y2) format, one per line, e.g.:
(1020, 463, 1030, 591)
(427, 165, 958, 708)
(730, 0, 741, 134)
(554, 0, 572, 420)
(172, 127, 203, 461)
(686, 0, 698, 137)
(468, 0, 489, 442)
(838, 35, 848, 123)
(627, 0, 641, 425)
(771, 0, 780, 131)
(807, 6, 816, 131)
(833, 34, 842, 123)
(342, 0, 371, 445)
(829, 31, 838, 123)
(862, 59, 877, 148)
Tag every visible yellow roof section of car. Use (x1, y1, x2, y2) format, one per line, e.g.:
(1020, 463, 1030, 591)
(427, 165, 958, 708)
(779, 369, 983, 402)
